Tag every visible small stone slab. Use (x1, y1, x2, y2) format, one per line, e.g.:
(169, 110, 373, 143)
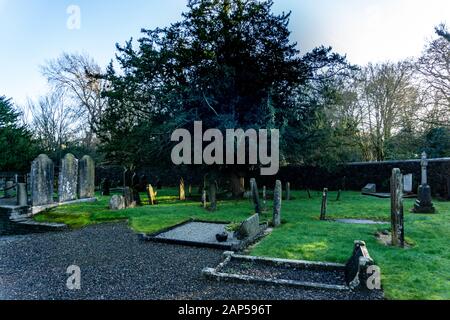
(335, 219, 389, 225)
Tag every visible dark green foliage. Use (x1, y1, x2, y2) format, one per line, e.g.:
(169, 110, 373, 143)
(99, 0, 351, 171)
(0, 96, 38, 172)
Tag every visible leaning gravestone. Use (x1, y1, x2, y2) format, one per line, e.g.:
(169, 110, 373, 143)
(78, 155, 95, 199)
(273, 180, 282, 227)
(250, 178, 261, 215)
(235, 214, 260, 240)
(391, 168, 405, 247)
(31, 154, 54, 206)
(147, 184, 157, 205)
(58, 153, 78, 203)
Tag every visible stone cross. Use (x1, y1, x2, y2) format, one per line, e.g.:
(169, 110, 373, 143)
(420, 151, 428, 186)
(58, 153, 78, 203)
(273, 180, 282, 227)
(250, 178, 261, 215)
(391, 168, 405, 247)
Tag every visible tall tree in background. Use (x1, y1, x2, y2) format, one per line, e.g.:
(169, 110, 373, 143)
(416, 24, 450, 128)
(100, 0, 351, 183)
(0, 96, 37, 172)
(354, 61, 420, 161)
(41, 53, 107, 149)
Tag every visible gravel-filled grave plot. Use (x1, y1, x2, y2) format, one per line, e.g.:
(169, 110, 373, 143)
(142, 221, 243, 250)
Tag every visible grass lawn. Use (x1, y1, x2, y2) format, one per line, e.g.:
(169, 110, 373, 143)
(34, 189, 450, 300)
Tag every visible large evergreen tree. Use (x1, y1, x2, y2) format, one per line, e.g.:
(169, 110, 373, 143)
(99, 0, 351, 183)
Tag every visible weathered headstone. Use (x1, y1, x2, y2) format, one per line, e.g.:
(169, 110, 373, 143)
(31, 154, 54, 206)
(336, 189, 342, 202)
(403, 174, 413, 193)
(201, 189, 207, 209)
(16, 183, 28, 206)
(285, 182, 291, 201)
(273, 180, 282, 227)
(235, 214, 260, 240)
(413, 152, 435, 213)
(208, 181, 217, 211)
(179, 178, 186, 201)
(78, 155, 95, 199)
(250, 178, 261, 214)
(58, 153, 78, 203)
(320, 188, 328, 221)
(123, 187, 136, 208)
(391, 168, 405, 247)
(147, 184, 157, 205)
(109, 195, 126, 211)
(362, 184, 376, 194)
(262, 186, 267, 210)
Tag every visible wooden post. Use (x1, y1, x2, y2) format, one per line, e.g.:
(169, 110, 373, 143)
(320, 188, 328, 221)
(273, 180, 282, 227)
(286, 182, 291, 201)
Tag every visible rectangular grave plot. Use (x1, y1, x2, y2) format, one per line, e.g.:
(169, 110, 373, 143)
(203, 252, 350, 291)
(140, 220, 244, 250)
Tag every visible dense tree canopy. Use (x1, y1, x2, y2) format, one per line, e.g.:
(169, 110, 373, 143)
(0, 96, 37, 172)
(99, 0, 351, 174)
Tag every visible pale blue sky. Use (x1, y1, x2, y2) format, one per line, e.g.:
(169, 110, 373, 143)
(0, 0, 449, 105)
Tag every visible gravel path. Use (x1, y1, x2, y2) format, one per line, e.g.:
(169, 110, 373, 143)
(0, 223, 383, 300)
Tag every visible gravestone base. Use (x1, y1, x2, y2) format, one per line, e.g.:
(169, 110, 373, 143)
(412, 185, 435, 214)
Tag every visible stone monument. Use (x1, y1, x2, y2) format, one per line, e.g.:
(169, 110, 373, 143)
(412, 152, 435, 213)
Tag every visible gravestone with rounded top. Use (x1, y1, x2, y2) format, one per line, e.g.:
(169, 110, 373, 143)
(58, 153, 78, 203)
(31, 154, 54, 206)
(78, 155, 95, 199)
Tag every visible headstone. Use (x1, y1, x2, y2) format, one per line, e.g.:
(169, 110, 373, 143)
(235, 214, 260, 240)
(147, 184, 157, 205)
(31, 154, 54, 206)
(201, 189, 207, 209)
(58, 153, 78, 203)
(5, 181, 14, 198)
(250, 178, 261, 214)
(179, 178, 186, 201)
(285, 182, 291, 201)
(208, 181, 217, 211)
(123, 187, 136, 208)
(413, 152, 435, 213)
(336, 189, 342, 202)
(16, 183, 28, 206)
(262, 186, 267, 210)
(403, 174, 413, 193)
(345, 241, 375, 290)
(273, 180, 282, 227)
(362, 184, 376, 194)
(391, 168, 405, 247)
(320, 188, 328, 221)
(307, 189, 312, 199)
(78, 155, 95, 199)
(109, 195, 126, 211)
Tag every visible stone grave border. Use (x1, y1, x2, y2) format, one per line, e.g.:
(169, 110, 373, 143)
(202, 241, 377, 292)
(140, 218, 269, 251)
